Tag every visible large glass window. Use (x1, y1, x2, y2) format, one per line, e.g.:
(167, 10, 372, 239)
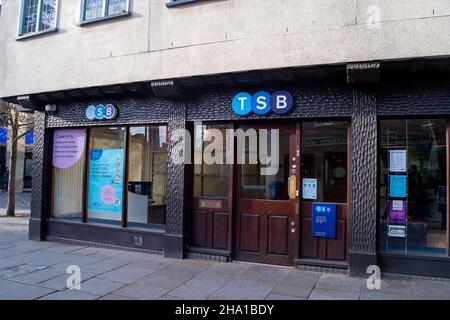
(301, 121, 348, 203)
(87, 127, 126, 224)
(127, 126, 168, 227)
(379, 119, 448, 255)
(52, 129, 86, 220)
(193, 124, 230, 198)
(19, 0, 58, 36)
(52, 125, 170, 229)
(82, 0, 129, 22)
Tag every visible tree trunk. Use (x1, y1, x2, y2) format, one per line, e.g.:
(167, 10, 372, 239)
(6, 111, 18, 217)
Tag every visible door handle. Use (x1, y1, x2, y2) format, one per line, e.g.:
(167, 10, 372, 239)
(288, 175, 296, 200)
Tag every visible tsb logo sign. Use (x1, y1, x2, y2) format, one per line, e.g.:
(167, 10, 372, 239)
(86, 104, 117, 121)
(232, 91, 293, 116)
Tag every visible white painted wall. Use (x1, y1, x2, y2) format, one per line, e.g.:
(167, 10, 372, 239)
(1, 0, 450, 98)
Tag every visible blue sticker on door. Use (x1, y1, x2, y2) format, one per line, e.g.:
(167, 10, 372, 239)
(312, 203, 336, 239)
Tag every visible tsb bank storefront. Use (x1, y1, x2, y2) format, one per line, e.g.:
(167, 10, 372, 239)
(21, 60, 450, 278)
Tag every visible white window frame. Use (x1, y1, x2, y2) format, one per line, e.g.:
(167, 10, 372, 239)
(18, 0, 59, 37)
(80, 0, 130, 23)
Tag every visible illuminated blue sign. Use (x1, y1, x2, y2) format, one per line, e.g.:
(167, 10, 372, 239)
(86, 104, 117, 121)
(312, 203, 336, 239)
(232, 91, 293, 116)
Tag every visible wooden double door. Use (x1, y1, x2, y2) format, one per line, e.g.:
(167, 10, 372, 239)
(190, 121, 350, 266)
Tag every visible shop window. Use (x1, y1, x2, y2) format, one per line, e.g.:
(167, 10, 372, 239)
(19, 0, 58, 36)
(81, 0, 129, 23)
(240, 129, 290, 200)
(23, 151, 33, 190)
(52, 129, 86, 220)
(193, 124, 230, 198)
(379, 119, 448, 255)
(127, 126, 168, 227)
(87, 127, 126, 224)
(300, 121, 348, 203)
(52, 125, 169, 228)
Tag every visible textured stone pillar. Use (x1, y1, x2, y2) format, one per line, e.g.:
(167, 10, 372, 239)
(349, 88, 378, 276)
(29, 110, 51, 241)
(164, 102, 187, 258)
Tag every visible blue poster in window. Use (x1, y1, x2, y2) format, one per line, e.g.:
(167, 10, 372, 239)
(88, 149, 124, 214)
(0, 128, 7, 144)
(389, 175, 407, 198)
(25, 130, 34, 145)
(312, 203, 336, 239)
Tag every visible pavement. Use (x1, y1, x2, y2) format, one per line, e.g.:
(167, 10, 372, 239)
(0, 217, 449, 300)
(0, 192, 31, 216)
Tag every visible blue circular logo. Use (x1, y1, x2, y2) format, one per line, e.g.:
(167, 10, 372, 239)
(94, 104, 105, 120)
(251, 91, 271, 115)
(271, 91, 293, 114)
(232, 92, 252, 116)
(103, 104, 117, 120)
(86, 105, 96, 120)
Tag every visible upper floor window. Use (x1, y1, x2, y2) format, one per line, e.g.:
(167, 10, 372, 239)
(81, 0, 129, 23)
(19, 0, 58, 36)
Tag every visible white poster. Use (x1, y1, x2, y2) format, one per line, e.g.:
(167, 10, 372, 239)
(302, 178, 317, 200)
(389, 150, 407, 172)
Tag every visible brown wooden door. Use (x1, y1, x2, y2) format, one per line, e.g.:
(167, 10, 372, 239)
(234, 123, 297, 265)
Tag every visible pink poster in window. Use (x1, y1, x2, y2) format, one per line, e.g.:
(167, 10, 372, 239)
(389, 200, 407, 222)
(52, 129, 86, 169)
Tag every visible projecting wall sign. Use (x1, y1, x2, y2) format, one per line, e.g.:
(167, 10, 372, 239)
(86, 104, 118, 121)
(232, 91, 293, 116)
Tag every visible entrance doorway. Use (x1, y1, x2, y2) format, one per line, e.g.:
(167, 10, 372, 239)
(234, 123, 297, 265)
(188, 120, 350, 266)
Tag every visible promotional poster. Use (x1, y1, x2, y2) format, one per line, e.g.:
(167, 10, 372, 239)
(88, 149, 124, 214)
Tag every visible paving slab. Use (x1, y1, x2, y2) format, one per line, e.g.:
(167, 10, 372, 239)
(314, 274, 363, 293)
(309, 288, 360, 300)
(0, 280, 56, 300)
(99, 294, 137, 300)
(112, 282, 169, 300)
(413, 280, 450, 300)
(78, 257, 133, 275)
(10, 267, 64, 284)
(265, 293, 306, 300)
(78, 277, 126, 296)
(167, 273, 230, 299)
(0, 264, 42, 279)
(39, 289, 99, 300)
(359, 290, 416, 300)
(208, 279, 274, 300)
(38, 271, 98, 291)
(96, 262, 162, 284)
(137, 267, 199, 291)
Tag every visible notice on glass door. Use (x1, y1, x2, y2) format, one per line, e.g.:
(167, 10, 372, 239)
(389, 200, 407, 222)
(389, 175, 407, 198)
(389, 150, 407, 173)
(302, 178, 317, 200)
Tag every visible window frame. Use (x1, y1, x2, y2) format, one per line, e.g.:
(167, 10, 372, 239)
(166, 0, 206, 8)
(50, 124, 169, 232)
(377, 117, 450, 257)
(80, 0, 130, 25)
(18, 0, 59, 38)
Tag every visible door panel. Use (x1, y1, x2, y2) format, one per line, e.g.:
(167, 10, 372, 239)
(268, 215, 289, 255)
(240, 213, 260, 252)
(235, 123, 297, 265)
